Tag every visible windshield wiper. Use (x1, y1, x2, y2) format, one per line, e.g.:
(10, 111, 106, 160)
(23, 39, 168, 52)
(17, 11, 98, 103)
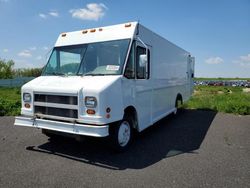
(48, 72, 67, 76)
(84, 73, 105, 76)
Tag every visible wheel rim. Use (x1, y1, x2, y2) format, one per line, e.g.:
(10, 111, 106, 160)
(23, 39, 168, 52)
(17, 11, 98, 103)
(118, 121, 131, 147)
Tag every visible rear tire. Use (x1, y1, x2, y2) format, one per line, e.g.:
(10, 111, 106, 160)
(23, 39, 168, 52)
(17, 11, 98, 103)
(174, 95, 183, 115)
(109, 116, 134, 152)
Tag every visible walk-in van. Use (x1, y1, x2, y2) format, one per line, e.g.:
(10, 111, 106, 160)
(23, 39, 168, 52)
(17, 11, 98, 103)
(15, 22, 195, 151)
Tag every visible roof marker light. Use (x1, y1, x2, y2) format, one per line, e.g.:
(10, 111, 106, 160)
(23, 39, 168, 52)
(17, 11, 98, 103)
(82, 30, 88, 34)
(90, 29, 96, 33)
(61, 33, 67, 37)
(125, 23, 131, 28)
(99, 28, 103, 31)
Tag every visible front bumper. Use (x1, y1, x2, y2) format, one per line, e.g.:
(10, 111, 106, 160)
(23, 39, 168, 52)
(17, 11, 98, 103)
(14, 116, 109, 137)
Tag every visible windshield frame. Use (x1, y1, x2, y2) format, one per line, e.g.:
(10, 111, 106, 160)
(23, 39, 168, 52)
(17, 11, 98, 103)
(42, 39, 131, 76)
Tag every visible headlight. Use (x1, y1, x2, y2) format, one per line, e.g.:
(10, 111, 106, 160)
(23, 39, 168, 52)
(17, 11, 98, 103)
(85, 96, 97, 108)
(23, 93, 32, 102)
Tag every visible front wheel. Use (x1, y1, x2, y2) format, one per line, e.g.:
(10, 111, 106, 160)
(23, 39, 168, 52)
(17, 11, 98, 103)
(109, 117, 133, 152)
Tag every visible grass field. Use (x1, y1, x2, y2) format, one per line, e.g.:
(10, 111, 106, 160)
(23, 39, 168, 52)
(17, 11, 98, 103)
(183, 86, 250, 115)
(0, 87, 21, 116)
(0, 86, 250, 116)
(195, 77, 250, 81)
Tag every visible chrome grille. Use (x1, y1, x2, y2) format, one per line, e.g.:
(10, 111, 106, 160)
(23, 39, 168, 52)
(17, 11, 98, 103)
(34, 94, 77, 105)
(34, 93, 78, 119)
(34, 106, 78, 118)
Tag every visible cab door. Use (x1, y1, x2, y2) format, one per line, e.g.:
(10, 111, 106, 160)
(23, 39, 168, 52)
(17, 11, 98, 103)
(135, 43, 152, 131)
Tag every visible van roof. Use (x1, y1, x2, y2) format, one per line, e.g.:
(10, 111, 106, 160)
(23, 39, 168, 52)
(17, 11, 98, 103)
(55, 22, 138, 47)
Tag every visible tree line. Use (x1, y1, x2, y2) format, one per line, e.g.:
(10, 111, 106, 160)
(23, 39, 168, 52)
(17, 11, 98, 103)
(0, 58, 42, 79)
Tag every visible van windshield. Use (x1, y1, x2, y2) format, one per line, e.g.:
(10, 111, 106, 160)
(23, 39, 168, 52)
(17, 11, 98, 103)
(43, 39, 130, 76)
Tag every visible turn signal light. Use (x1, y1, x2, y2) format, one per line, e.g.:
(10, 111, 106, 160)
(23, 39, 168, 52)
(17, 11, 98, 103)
(86, 109, 95, 115)
(24, 103, 30, 108)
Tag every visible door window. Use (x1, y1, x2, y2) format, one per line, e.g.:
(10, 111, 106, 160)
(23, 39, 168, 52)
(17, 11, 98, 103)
(136, 46, 150, 79)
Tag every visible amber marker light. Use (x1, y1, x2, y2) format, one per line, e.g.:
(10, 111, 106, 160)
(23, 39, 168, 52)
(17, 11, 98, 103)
(86, 109, 96, 115)
(61, 33, 67, 37)
(125, 23, 131, 28)
(82, 30, 88, 34)
(90, 29, 96, 33)
(24, 103, 30, 108)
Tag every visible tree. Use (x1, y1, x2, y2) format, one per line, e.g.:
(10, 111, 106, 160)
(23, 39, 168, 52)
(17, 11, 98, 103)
(0, 59, 15, 79)
(0, 58, 43, 78)
(14, 68, 43, 77)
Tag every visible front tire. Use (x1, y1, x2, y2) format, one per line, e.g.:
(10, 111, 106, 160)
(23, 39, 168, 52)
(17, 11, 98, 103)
(109, 117, 133, 152)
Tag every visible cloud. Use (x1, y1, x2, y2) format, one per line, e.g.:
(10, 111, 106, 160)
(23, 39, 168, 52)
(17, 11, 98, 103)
(233, 53, 250, 67)
(18, 50, 32, 58)
(49, 11, 59, 17)
(205, 57, 224, 64)
(69, 3, 107, 21)
(39, 11, 59, 19)
(14, 58, 46, 68)
(29, 47, 37, 51)
(43, 46, 49, 51)
(3, 49, 9, 53)
(39, 13, 47, 19)
(36, 56, 42, 60)
(14, 59, 37, 69)
(240, 53, 250, 62)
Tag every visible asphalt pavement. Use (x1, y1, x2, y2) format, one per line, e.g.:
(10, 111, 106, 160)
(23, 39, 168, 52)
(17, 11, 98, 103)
(0, 110, 249, 188)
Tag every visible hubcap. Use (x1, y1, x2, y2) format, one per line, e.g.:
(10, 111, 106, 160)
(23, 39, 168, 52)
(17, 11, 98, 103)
(118, 121, 131, 147)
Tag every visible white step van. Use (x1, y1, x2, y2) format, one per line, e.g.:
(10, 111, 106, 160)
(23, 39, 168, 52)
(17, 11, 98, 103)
(15, 22, 195, 151)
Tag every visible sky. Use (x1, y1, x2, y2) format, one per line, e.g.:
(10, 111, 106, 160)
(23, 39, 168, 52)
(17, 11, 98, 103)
(0, 0, 249, 78)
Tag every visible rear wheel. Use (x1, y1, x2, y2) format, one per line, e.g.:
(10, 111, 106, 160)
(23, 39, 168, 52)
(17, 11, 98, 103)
(109, 116, 134, 152)
(174, 95, 183, 115)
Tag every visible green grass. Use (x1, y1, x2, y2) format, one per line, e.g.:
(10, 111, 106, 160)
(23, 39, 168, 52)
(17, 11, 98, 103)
(183, 86, 250, 115)
(195, 77, 250, 81)
(0, 86, 250, 116)
(0, 87, 21, 116)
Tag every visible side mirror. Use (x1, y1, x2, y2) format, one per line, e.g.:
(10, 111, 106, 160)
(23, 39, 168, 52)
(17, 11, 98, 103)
(139, 54, 147, 67)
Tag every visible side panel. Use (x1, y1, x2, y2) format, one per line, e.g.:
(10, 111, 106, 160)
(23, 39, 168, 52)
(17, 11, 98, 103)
(137, 25, 191, 128)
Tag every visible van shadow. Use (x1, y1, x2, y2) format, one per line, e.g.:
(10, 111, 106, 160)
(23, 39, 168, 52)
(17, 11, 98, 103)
(27, 109, 216, 170)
